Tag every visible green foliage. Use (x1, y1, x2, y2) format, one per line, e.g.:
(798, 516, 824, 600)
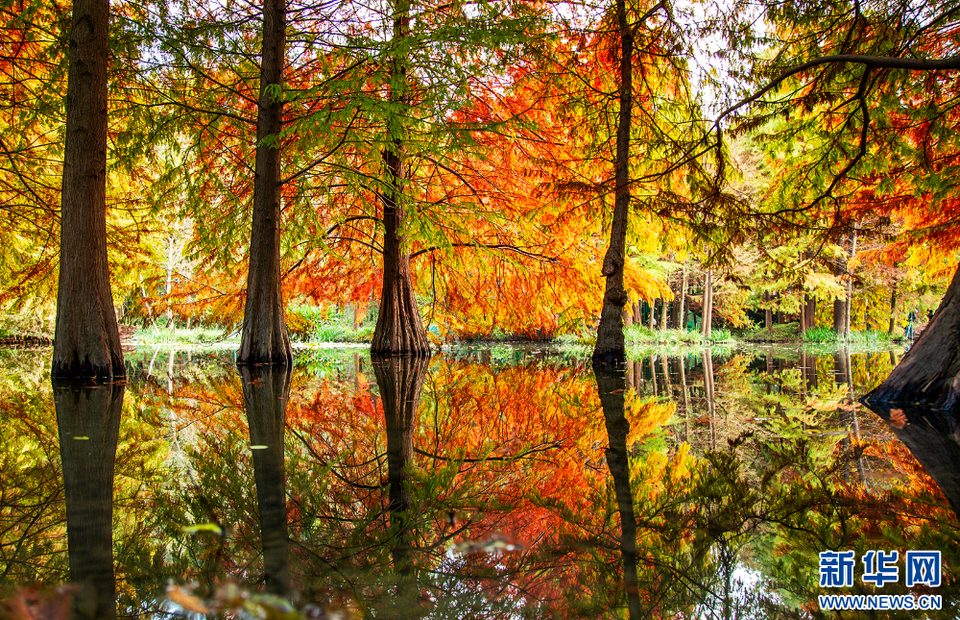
(802, 326, 837, 343)
(287, 304, 374, 344)
(134, 324, 236, 345)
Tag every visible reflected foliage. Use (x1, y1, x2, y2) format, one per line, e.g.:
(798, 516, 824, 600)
(0, 345, 957, 618)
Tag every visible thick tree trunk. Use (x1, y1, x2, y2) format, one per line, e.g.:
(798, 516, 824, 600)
(865, 264, 960, 410)
(52, 0, 124, 380)
(372, 0, 430, 356)
(55, 381, 124, 620)
(238, 0, 291, 366)
(240, 365, 292, 596)
(592, 0, 633, 366)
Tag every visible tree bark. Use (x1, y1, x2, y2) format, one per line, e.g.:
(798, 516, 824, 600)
(865, 264, 960, 410)
(240, 365, 292, 596)
(844, 224, 858, 338)
(799, 290, 807, 337)
(702, 269, 713, 339)
(679, 262, 688, 330)
(833, 236, 849, 337)
(372, 0, 430, 356)
(592, 0, 633, 366)
(55, 380, 124, 620)
(238, 0, 292, 366)
(52, 0, 124, 380)
(887, 279, 899, 337)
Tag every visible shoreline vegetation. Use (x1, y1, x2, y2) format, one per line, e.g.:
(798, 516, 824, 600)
(0, 320, 913, 349)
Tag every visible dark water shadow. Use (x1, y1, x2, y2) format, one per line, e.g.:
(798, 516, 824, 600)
(54, 381, 124, 620)
(861, 400, 960, 520)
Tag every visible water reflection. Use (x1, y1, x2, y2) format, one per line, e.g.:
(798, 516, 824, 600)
(54, 380, 124, 620)
(2, 346, 959, 618)
(865, 402, 960, 519)
(239, 365, 292, 596)
(593, 361, 641, 619)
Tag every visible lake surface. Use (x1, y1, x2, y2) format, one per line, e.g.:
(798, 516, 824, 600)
(1, 344, 957, 619)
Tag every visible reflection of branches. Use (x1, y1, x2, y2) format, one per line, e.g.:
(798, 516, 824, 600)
(413, 440, 564, 464)
(288, 427, 383, 490)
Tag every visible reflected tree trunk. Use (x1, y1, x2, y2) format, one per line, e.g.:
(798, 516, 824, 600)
(703, 349, 716, 450)
(55, 381, 124, 620)
(372, 355, 430, 580)
(864, 403, 960, 520)
(240, 366, 292, 596)
(680, 357, 690, 443)
(593, 362, 641, 620)
(650, 355, 658, 397)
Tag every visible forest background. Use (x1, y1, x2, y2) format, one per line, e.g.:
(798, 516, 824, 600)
(2, 0, 959, 361)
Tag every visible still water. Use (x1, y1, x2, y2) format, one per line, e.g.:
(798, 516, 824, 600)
(1, 344, 957, 619)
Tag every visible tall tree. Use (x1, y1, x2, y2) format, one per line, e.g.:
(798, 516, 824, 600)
(592, 0, 635, 366)
(237, 0, 292, 366)
(370, 0, 430, 355)
(52, 0, 124, 379)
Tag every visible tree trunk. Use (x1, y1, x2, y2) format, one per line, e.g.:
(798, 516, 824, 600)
(240, 365, 292, 596)
(833, 236, 848, 336)
(764, 291, 772, 331)
(805, 295, 816, 330)
(679, 262, 688, 330)
(866, 264, 960, 410)
(887, 279, 899, 337)
(660, 296, 668, 330)
(55, 380, 124, 620)
(238, 0, 292, 366)
(372, 0, 430, 356)
(52, 0, 124, 380)
(845, 224, 858, 338)
(592, 0, 633, 366)
(799, 290, 807, 337)
(702, 269, 713, 339)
